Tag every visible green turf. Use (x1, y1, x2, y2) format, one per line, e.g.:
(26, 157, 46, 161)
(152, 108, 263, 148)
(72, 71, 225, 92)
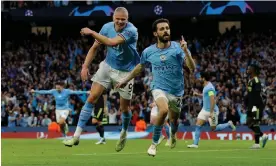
(2, 139, 276, 166)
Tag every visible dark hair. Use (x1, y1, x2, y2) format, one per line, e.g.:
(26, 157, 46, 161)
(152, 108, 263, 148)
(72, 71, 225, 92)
(201, 71, 211, 81)
(152, 18, 170, 32)
(56, 81, 65, 86)
(249, 61, 261, 75)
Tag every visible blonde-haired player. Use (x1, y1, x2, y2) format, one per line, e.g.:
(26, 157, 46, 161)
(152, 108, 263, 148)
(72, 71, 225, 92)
(63, 7, 140, 152)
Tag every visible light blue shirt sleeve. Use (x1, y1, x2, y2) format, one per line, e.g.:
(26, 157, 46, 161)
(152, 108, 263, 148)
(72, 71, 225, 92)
(35, 89, 54, 95)
(119, 27, 137, 44)
(140, 49, 148, 65)
(99, 23, 108, 36)
(68, 89, 88, 95)
(96, 23, 109, 44)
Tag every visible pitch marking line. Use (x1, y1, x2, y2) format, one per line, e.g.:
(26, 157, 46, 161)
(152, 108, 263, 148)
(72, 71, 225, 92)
(74, 149, 275, 157)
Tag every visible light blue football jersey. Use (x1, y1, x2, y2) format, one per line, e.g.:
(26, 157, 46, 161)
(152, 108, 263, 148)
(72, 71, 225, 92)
(98, 22, 140, 71)
(202, 82, 219, 112)
(34, 89, 87, 110)
(140, 41, 186, 96)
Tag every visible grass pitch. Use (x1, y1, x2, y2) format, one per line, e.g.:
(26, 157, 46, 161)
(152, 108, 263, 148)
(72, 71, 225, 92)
(2, 139, 276, 166)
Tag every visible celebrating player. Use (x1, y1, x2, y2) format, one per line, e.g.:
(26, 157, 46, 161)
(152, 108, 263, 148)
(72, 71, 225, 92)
(63, 7, 140, 152)
(187, 71, 236, 148)
(245, 62, 268, 149)
(116, 18, 196, 156)
(31, 81, 88, 137)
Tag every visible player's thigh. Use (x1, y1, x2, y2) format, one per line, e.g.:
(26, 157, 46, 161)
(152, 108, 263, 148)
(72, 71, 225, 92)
(118, 79, 134, 102)
(90, 61, 111, 98)
(55, 110, 60, 122)
(109, 69, 134, 111)
(167, 94, 182, 121)
(92, 118, 100, 124)
(56, 110, 69, 123)
(88, 82, 106, 104)
(150, 106, 158, 124)
(196, 109, 209, 126)
(168, 109, 179, 123)
(110, 69, 134, 101)
(246, 116, 256, 128)
(152, 89, 169, 114)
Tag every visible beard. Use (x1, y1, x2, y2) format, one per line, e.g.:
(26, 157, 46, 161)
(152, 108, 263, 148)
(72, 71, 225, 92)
(158, 34, 170, 43)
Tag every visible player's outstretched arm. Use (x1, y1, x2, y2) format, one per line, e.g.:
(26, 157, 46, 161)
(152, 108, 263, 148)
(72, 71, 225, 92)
(115, 64, 145, 89)
(81, 41, 101, 81)
(180, 36, 196, 72)
(68, 90, 89, 95)
(193, 90, 203, 97)
(30, 89, 54, 95)
(80, 27, 124, 46)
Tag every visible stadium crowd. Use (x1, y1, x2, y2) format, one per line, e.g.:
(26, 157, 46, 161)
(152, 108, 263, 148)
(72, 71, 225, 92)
(1, 25, 276, 128)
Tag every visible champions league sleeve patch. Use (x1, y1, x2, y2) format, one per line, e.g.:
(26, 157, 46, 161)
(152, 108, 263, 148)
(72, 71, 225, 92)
(123, 30, 133, 37)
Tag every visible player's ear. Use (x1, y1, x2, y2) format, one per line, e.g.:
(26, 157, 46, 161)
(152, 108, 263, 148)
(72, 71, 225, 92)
(153, 32, 157, 37)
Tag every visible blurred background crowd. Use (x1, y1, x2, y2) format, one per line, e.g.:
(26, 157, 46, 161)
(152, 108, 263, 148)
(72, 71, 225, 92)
(1, 1, 276, 128)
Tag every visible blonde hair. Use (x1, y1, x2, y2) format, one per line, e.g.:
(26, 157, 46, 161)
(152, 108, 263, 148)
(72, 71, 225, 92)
(114, 7, 128, 16)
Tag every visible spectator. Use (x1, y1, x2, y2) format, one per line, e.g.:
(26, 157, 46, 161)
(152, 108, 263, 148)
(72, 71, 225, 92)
(16, 113, 27, 127)
(186, 110, 197, 126)
(27, 112, 37, 127)
(37, 114, 43, 126)
(42, 114, 52, 127)
(131, 110, 139, 126)
(8, 111, 16, 128)
(108, 108, 117, 124)
(237, 105, 247, 125)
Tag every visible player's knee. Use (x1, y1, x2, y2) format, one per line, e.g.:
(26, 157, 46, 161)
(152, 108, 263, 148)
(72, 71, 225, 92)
(150, 117, 156, 125)
(158, 108, 169, 119)
(246, 119, 254, 128)
(87, 94, 99, 104)
(92, 118, 98, 124)
(119, 97, 131, 112)
(196, 119, 204, 126)
(58, 118, 66, 125)
(119, 105, 129, 113)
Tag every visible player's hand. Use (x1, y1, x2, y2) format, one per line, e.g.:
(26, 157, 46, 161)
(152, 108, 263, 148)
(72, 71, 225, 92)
(180, 35, 188, 52)
(80, 27, 93, 36)
(115, 80, 128, 89)
(30, 89, 35, 93)
(81, 65, 90, 81)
